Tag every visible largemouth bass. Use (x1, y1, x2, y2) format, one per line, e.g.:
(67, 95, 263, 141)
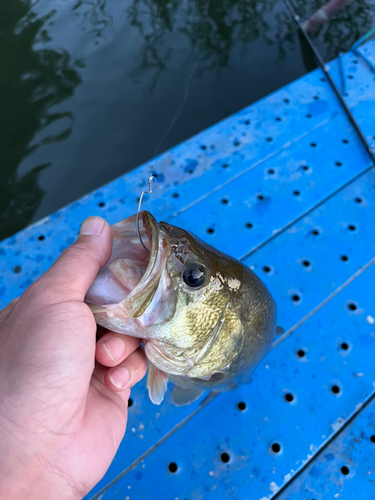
(86, 211, 277, 405)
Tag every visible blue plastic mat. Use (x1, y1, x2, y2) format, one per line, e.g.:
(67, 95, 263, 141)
(1, 40, 374, 499)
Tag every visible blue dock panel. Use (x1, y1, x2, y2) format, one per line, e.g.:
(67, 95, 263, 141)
(0, 40, 375, 499)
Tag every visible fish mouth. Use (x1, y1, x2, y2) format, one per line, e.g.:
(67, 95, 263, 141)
(86, 211, 169, 318)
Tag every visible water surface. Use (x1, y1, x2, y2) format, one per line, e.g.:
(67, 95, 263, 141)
(1, 0, 374, 240)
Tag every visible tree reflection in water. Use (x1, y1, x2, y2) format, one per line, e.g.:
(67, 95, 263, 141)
(0, 1, 83, 240)
(128, 0, 271, 90)
(1, 0, 374, 241)
(129, 0, 375, 86)
(72, 0, 113, 41)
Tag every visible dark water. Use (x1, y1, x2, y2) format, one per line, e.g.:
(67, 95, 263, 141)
(1, 0, 374, 240)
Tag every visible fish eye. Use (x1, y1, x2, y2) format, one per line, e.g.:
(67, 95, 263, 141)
(183, 263, 207, 288)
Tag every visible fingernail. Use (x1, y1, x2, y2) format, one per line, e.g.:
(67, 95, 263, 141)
(80, 217, 105, 236)
(100, 336, 126, 363)
(109, 366, 131, 390)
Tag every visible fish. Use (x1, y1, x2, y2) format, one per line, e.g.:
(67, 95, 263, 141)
(86, 211, 277, 406)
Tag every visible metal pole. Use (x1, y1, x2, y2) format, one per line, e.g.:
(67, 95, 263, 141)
(283, 0, 375, 165)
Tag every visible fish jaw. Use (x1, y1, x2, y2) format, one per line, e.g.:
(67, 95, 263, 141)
(85, 211, 174, 331)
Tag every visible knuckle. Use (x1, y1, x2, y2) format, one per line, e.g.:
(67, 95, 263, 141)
(63, 241, 89, 258)
(22, 282, 52, 307)
(64, 241, 100, 267)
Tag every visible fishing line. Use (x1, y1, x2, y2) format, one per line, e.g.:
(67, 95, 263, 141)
(154, 56, 200, 157)
(283, 0, 375, 166)
(136, 175, 155, 252)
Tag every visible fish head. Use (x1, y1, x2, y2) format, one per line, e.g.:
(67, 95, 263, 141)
(86, 211, 276, 402)
(151, 220, 247, 378)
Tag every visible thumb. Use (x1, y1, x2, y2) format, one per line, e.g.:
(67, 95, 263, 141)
(36, 217, 113, 302)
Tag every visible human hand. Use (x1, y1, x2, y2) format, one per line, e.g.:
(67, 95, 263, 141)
(0, 217, 148, 499)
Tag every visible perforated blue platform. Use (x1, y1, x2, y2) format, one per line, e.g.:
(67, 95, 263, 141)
(1, 40, 375, 499)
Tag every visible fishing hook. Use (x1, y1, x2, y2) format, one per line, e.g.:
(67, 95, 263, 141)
(136, 175, 155, 252)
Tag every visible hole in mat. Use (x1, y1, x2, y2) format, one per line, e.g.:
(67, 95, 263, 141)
(221, 199, 229, 205)
(335, 161, 342, 167)
(331, 385, 340, 394)
(257, 194, 264, 201)
(172, 193, 179, 198)
(341, 255, 348, 261)
(312, 229, 319, 236)
(38, 235, 45, 241)
(355, 198, 362, 203)
(342, 139, 349, 144)
(14, 265, 21, 274)
(98, 202, 105, 207)
(310, 142, 317, 148)
(292, 294, 300, 302)
(348, 303, 357, 311)
(306, 114, 312, 118)
(297, 349, 305, 358)
(340, 342, 349, 350)
(284, 393, 294, 402)
(271, 443, 281, 453)
(263, 266, 271, 273)
(246, 222, 253, 229)
(371, 435, 375, 444)
(168, 462, 178, 473)
(302, 260, 310, 267)
(341, 465, 349, 475)
(268, 168, 275, 174)
(293, 190, 300, 196)
(221, 452, 230, 463)
(128, 398, 133, 407)
(222, 163, 228, 168)
(302, 165, 309, 171)
(237, 401, 246, 411)
(200, 145, 207, 150)
(207, 228, 214, 234)
(348, 224, 356, 231)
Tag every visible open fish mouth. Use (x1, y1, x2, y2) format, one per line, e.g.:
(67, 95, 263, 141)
(86, 211, 169, 319)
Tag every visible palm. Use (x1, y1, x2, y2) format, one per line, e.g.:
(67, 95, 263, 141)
(0, 218, 148, 499)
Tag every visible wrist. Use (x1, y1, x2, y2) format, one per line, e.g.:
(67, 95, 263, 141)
(0, 455, 82, 500)
(0, 415, 83, 500)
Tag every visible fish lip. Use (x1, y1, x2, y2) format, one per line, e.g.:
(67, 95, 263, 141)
(138, 210, 160, 281)
(121, 211, 169, 317)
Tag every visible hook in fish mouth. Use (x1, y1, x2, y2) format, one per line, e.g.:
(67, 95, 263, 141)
(136, 175, 155, 252)
(86, 211, 167, 317)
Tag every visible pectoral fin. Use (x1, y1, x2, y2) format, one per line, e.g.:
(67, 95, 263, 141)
(171, 385, 205, 406)
(146, 363, 169, 404)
